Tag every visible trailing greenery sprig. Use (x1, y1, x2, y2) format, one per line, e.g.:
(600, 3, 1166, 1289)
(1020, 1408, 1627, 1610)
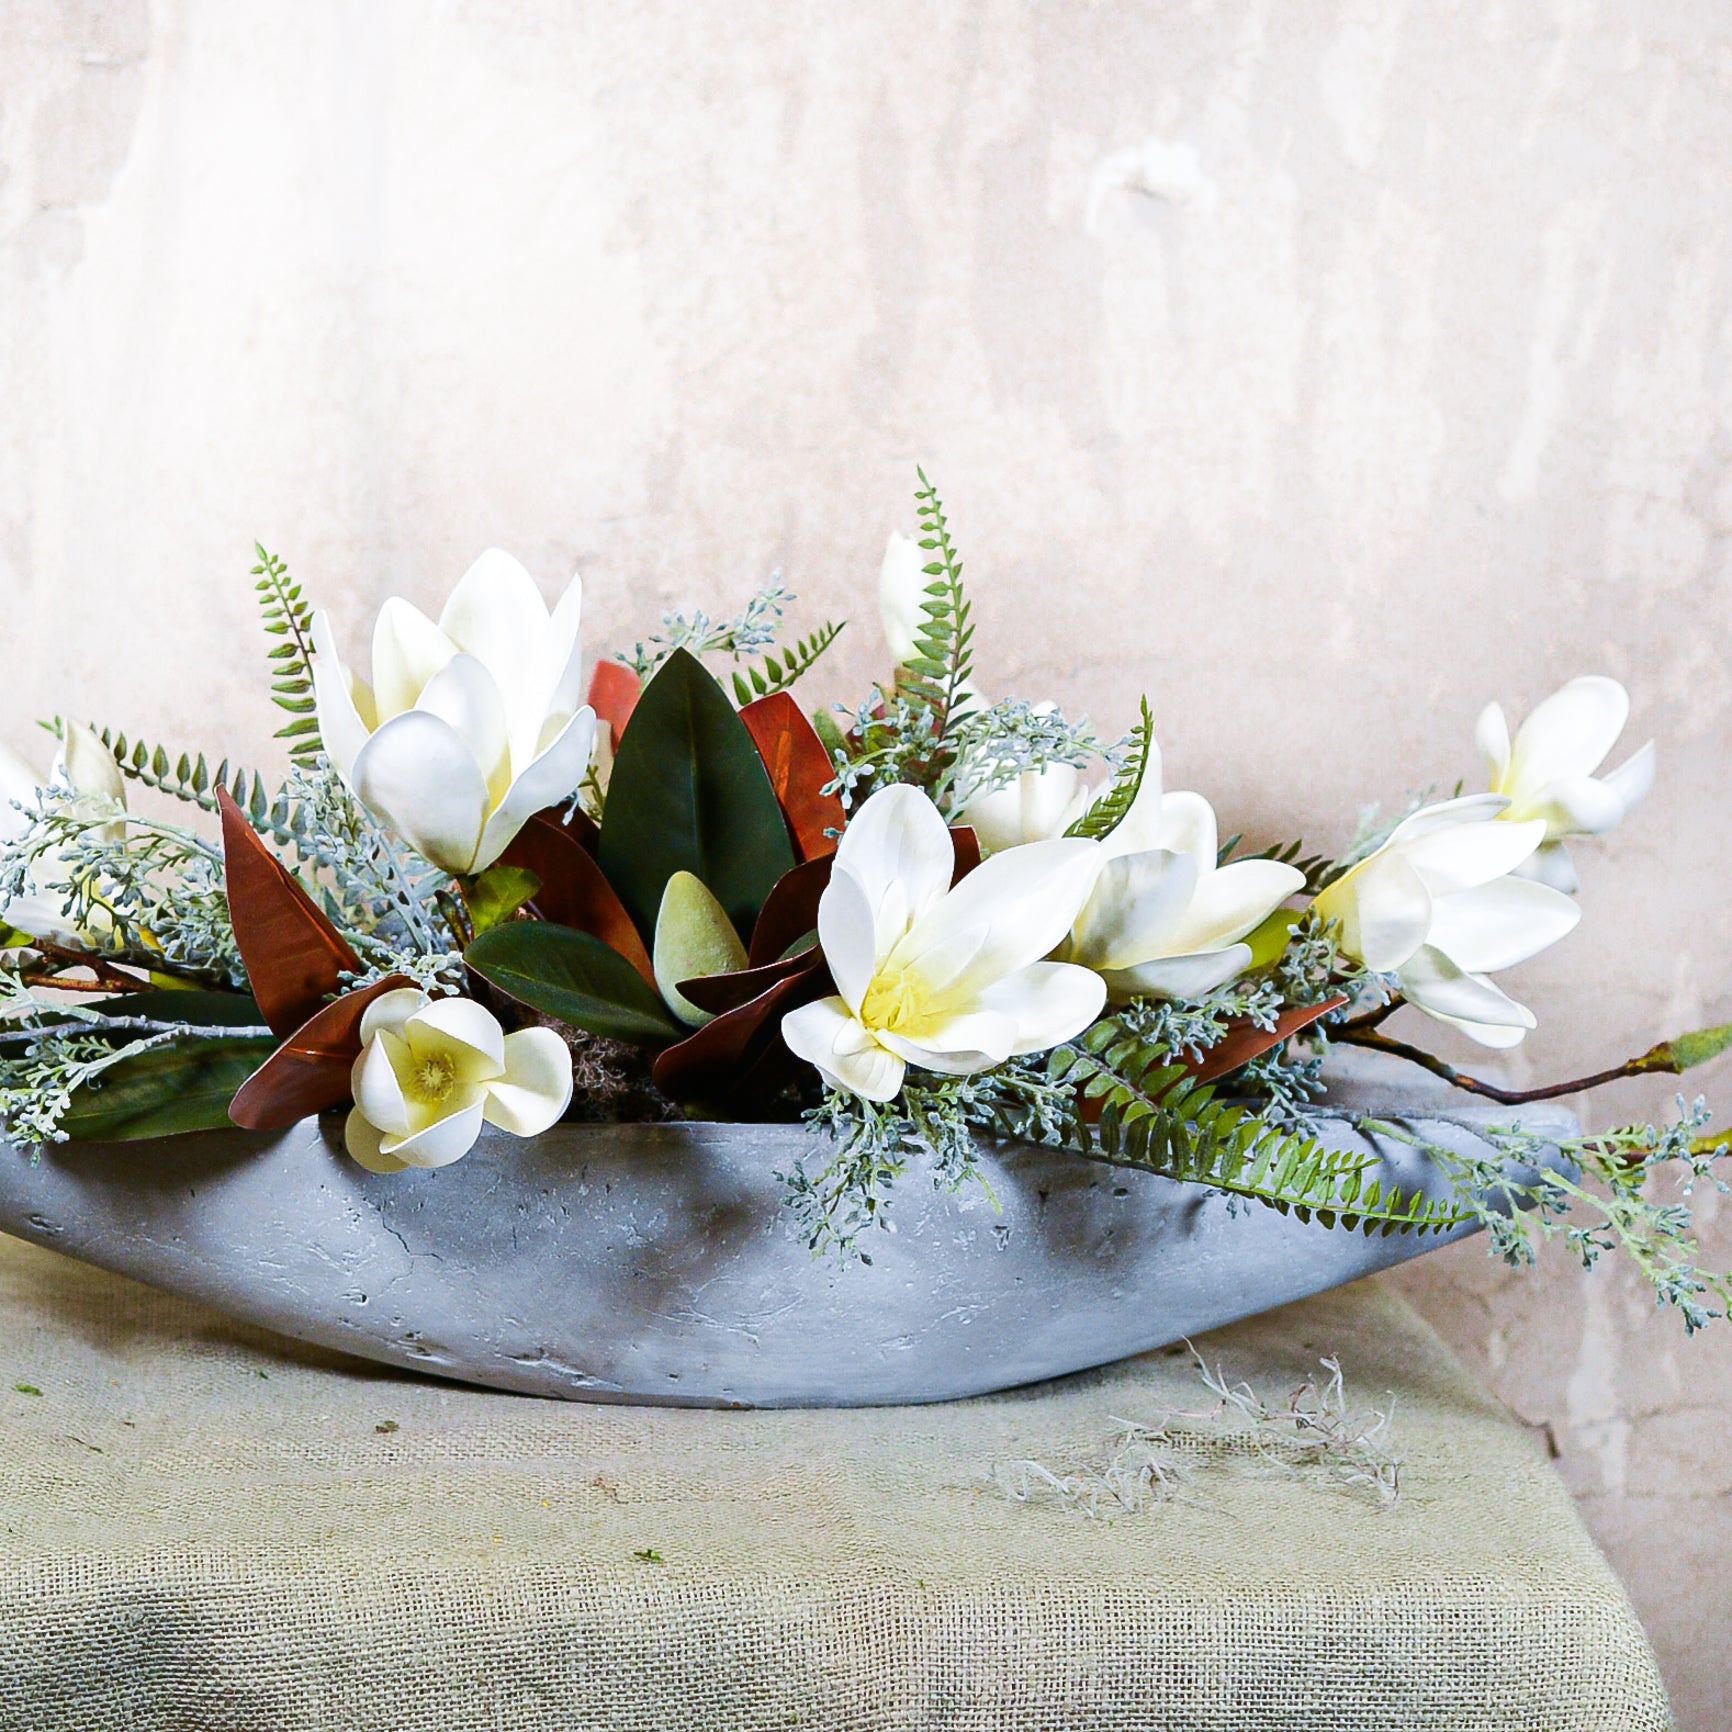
(1362, 1103, 1732, 1332)
(252, 544, 323, 766)
(731, 620, 844, 705)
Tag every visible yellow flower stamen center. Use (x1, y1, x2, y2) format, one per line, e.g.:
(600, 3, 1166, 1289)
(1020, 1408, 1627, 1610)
(412, 1053, 458, 1104)
(859, 965, 936, 1038)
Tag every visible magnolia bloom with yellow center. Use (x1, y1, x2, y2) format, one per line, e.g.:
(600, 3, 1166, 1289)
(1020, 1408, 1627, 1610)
(0, 722, 128, 943)
(1476, 675, 1655, 893)
(960, 749, 1303, 1002)
(312, 549, 596, 877)
(345, 989, 573, 1173)
(780, 783, 1106, 1102)
(1312, 795, 1581, 1048)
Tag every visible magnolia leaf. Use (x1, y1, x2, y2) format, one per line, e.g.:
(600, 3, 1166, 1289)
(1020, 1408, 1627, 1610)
(61, 1037, 277, 1141)
(217, 785, 359, 1037)
(497, 808, 651, 986)
(651, 956, 831, 1110)
(467, 865, 542, 936)
(747, 856, 833, 968)
(737, 692, 846, 860)
(1648, 1022, 1732, 1073)
(466, 922, 684, 1047)
(653, 872, 748, 1028)
(228, 975, 415, 1131)
(596, 648, 795, 945)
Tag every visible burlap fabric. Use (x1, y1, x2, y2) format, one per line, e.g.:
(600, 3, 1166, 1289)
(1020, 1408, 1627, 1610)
(0, 1234, 1668, 1730)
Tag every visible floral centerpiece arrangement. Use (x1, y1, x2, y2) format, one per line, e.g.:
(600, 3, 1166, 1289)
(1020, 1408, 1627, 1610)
(1, 476, 1727, 1330)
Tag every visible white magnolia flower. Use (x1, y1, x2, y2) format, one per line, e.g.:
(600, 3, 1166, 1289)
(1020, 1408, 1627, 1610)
(960, 747, 1303, 1002)
(311, 549, 597, 876)
(1061, 774, 1306, 1002)
(0, 723, 127, 941)
(345, 989, 573, 1173)
(879, 531, 926, 665)
(1476, 675, 1655, 893)
(781, 783, 1106, 1102)
(1312, 795, 1581, 1047)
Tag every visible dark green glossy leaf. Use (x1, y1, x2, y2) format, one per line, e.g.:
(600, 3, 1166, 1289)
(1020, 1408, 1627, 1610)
(596, 648, 795, 943)
(84, 990, 269, 1029)
(466, 921, 684, 1047)
(61, 1037, 277, 1141)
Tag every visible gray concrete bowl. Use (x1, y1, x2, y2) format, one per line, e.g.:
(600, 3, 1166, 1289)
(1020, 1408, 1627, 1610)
(0, 1052, 1572, 1407)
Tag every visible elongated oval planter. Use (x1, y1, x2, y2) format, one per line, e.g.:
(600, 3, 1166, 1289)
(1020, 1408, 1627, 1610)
(0, 1053, 1572, 1408)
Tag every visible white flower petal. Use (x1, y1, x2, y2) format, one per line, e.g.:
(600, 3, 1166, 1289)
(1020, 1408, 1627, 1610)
(974, 960, 1106, 1054)
(817, 865, 881, 1017)
(1068, 849, 1198, 972)
(1425, 877, 1581, 974)
(310, 610, 375, 780)
(371, 597, 457, 722)
(1511, 773, 1627, 840)
(1602, 740, 1656, 818)
(897, 836, 1102, 998)
(1508, 675, 1629, 790)
(1097, 743, 1166, 859)
(781, 996, 905, 1101)
(358, 988, 428, 1045)
(483, 1027, 574, 1135)
(61, 723, 125, 805)
(1162, 858, 1303, 954)
(1385, 793, 1511, 846)
(413, 654, 514, 806)
(1150, 790, 1218, 880)
(408, 996, 507, 1075)
(352, 710, 491, 875)
(1100, 946, 1253, 1003)
(472, 706, 597, 874)
(345, 1108, 408, 1173)
(1511, 840, 1579, 893)
(1476, 701, 1511, 784)
(876, 1011, 1018, 1072)
(352, 1029, 413, 1138)
(1399, 813, 1545, 895)
(960, 763, 1087, 853)
(544, 572, 588, 730)
(878, 531, 926, 665)
(1398, 945, 1537, 1038)
(1315, 850, 1432, 973)
(438, 548, 560, 771)
(832, 783, 956, 959)
(381, 1099, 487, 1168)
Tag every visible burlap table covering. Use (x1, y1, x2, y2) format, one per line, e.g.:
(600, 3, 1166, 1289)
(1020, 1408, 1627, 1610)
(0, 1233, 1668, 1730)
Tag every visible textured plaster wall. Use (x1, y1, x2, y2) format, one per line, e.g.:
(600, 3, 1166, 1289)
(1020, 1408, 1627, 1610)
(1, 0, 1728, 1720)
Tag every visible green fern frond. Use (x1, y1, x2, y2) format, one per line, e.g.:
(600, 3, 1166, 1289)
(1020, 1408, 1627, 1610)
(1067, 698, 1155, 841)
(731, 620, 846, 705)
(902, 469, 974, 743)
(94, 726, 282, 831)
(252, 544, 324, 766)
(1047, 1026, 1466, 1235)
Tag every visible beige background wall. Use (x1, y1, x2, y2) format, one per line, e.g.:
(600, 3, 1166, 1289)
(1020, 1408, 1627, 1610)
(3, 0, 1728, 1720)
